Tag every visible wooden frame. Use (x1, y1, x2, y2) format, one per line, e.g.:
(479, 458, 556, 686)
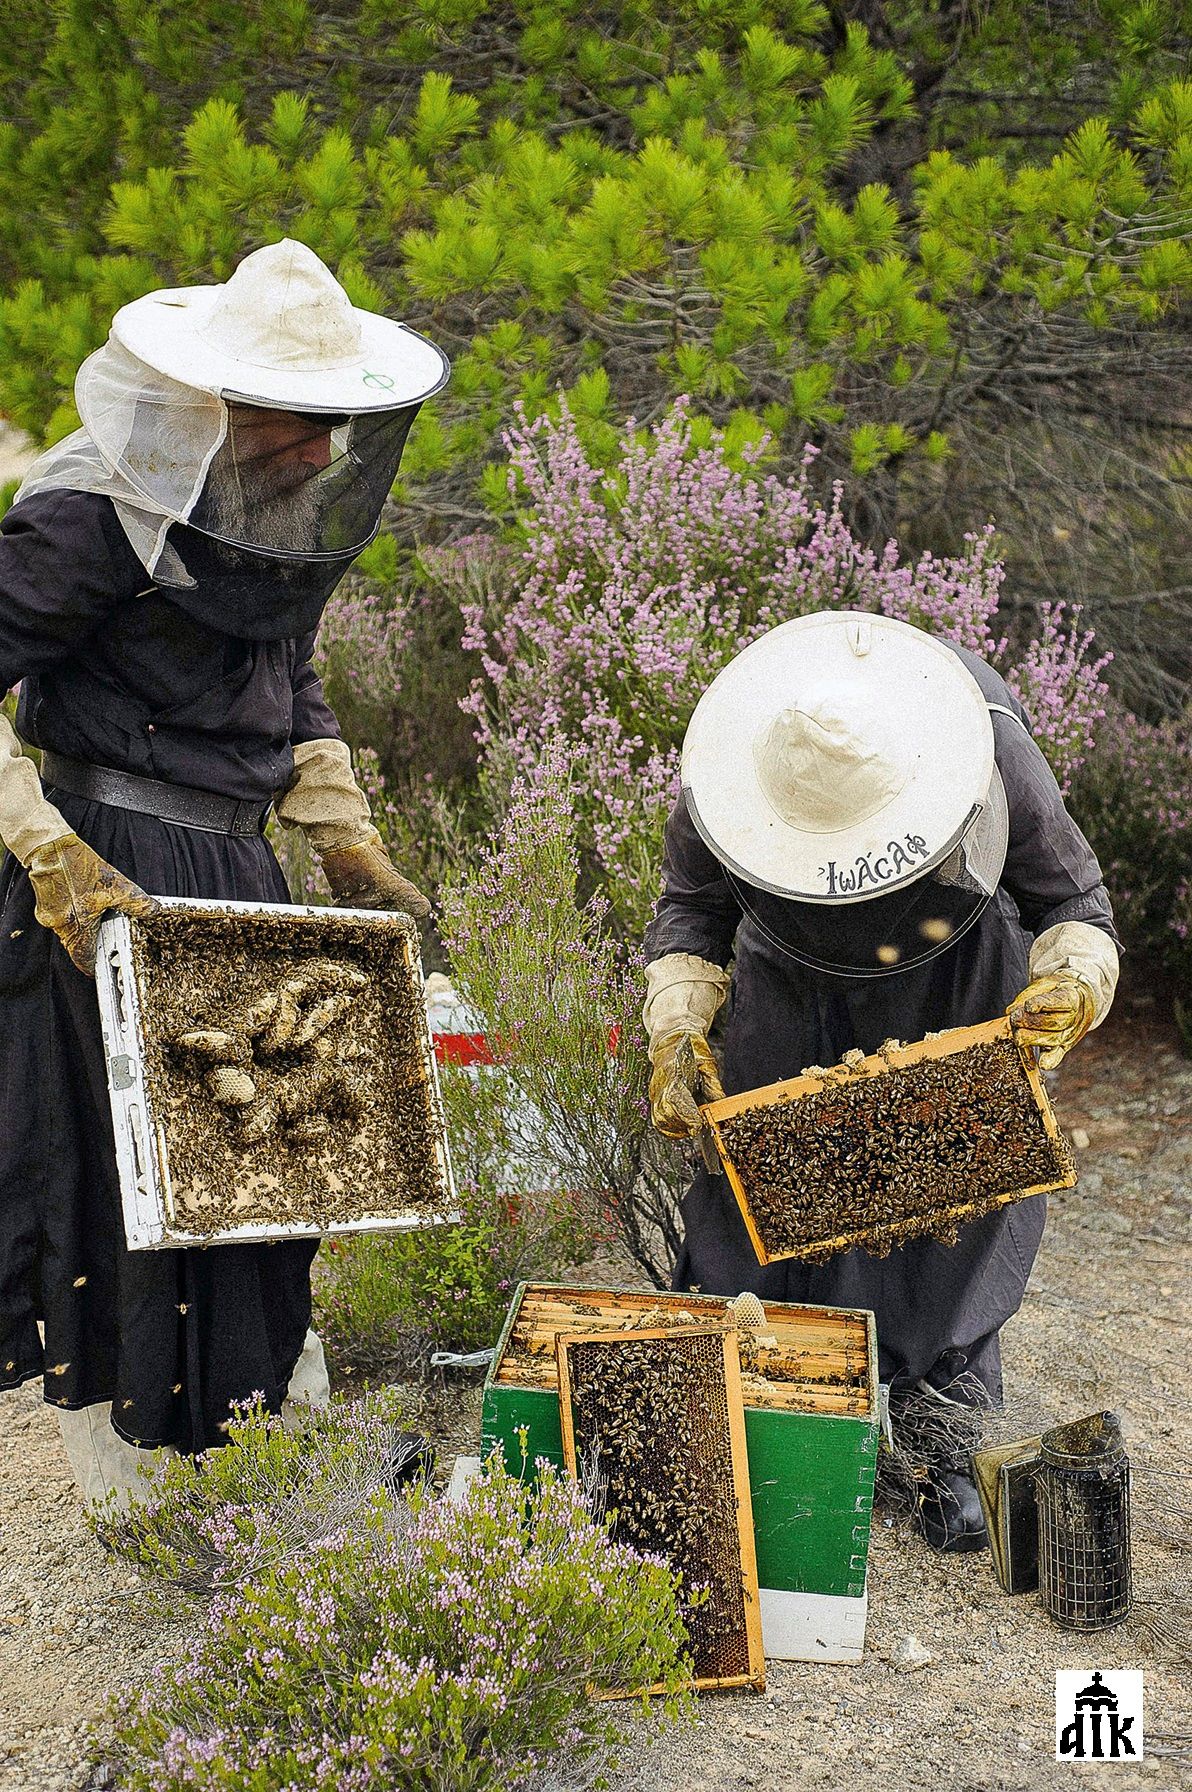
(701, 1016, 1076, 1267)
(491, 1284, 875, 1418)
(482, 1285, 881, 1653)
(557, 1323, 766, 1695)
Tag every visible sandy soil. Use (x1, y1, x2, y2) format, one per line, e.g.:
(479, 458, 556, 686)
(1, 979, 1189, 1790)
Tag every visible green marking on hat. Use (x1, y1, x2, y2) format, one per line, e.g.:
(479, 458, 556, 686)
(363, 370, 396, 390)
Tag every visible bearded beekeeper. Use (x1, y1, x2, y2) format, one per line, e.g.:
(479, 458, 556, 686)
(642, 611, 1119, 1550)
(0, 240, 447, 1506)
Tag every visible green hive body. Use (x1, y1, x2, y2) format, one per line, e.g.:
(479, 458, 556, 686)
(481, 1285, 879, 1601)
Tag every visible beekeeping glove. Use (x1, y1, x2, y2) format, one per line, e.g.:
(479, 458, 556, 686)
(644, 954, 731, 1141)
(1007, 921, 1119, 1071)
(27, 835, 160, 976)
(275, 737, 430, 920)
(0, 706, 71, 863)
(0, 710, 159, 974)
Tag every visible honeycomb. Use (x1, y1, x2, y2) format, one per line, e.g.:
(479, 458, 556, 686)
(561, 1326, 759, 1686)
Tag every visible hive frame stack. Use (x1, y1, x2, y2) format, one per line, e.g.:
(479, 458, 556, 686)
(482, 1284, 879, 1663)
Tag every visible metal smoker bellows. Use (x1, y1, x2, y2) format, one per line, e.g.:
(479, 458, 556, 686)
(1037, 1411, 1132, 1630)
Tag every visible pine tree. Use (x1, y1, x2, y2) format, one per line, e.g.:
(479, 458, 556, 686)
(0, 2, 1189, 695)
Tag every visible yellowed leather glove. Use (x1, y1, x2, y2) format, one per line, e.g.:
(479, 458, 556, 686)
(648, 1029, 726, 1140)
(275, 739, 430, 920)
(27, 834, 160, 975)
(318, 836, 431, 919)
(1006, 974, 1097, 1071)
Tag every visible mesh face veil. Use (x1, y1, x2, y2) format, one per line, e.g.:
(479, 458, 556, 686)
(16, 341, 421, 588)
(689, 768, 1011, 979)
(187, 403, 419, 562)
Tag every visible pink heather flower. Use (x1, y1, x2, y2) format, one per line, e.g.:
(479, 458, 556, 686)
(314, 588, 411, 709)
(449, 396, 1112, 933)
(1004, 602, 1112, 794)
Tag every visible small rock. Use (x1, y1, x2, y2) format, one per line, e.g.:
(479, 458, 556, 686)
(1071, 1127, 1091, 1150)
(891, 1633, 933, 1672)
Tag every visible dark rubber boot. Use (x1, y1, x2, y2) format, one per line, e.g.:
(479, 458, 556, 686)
(917, 1465, 989, 1553)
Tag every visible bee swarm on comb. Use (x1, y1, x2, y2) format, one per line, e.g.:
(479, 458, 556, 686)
(131, 908, 446, 1235)
(560, 1328, 762, 1689)
(717, 1039, 1075, 1263)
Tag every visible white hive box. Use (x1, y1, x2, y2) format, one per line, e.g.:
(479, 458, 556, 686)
(96, 896, 457, 1249)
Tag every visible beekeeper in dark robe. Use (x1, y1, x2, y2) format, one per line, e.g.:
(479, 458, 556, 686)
(642, 610, 1119, 1550)
(0, 239, 448, 1507)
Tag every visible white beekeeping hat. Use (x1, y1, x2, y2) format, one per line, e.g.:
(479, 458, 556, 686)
(17, 240, 449, 592)
(681, 611, 1009, 975)
(109, 238, 448, 413)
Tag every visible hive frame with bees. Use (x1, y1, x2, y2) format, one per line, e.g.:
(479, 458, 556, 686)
(702, 1017, 1077, 1267)
(483, 1285, 878, 1664)
(96, 896, 457, 1249)
(556, 1322, 765, 1694)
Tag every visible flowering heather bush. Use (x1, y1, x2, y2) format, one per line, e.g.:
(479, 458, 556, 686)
(437, 741, 690, 1282)
(1005, 602, 1112, 795)
(317, 1219, 501, 1376)
(93, 1389, 418, 1597)
(462, 399, 1113, 933)
(1070, 699, 1192, 1033)
(870, 521, 1008, 660)
(273, 736, 612, 1364)
(313, 585, 412, 735)
(110, 1453, 692, 1792)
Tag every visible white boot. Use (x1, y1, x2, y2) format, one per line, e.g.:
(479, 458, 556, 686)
(56, 1401, 177, 1515)
(58, 1330, 330, 1510)
(281, 1327, 330, 1430)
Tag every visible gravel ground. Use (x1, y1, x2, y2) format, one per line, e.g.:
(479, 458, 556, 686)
(1, 980, 1189, 1789)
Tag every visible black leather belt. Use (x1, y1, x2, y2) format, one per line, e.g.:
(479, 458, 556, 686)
(41, 751, 272, 837)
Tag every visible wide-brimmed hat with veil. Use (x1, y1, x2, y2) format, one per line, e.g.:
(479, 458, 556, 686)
(680, 610, 1010, 976)
(15, 240, 450, 601)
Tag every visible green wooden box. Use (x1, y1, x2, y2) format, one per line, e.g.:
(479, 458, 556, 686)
(480, 1284, 879, 1661)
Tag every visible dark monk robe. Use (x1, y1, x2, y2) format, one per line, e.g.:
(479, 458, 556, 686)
(0, 490, 338, 1450)
(643, 646, 1118, 1403)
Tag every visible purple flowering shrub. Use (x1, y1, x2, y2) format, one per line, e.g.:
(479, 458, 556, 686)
(1004, 602, 1112, 795)
(111, 1452, 692, 1792)
(1070, 700, 1192, 1035)
(93, 1390, 419, 1597)
(313, 748, 614, 1367)
(435, 741, 689, 1282)
(313, 584, 412, 737)
(462, 399, 1113, 932)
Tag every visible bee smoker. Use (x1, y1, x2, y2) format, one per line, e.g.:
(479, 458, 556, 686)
(1036, 1411, 1131, 1629)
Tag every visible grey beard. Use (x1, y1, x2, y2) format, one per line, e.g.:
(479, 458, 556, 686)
(202, 459, 326, 556)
